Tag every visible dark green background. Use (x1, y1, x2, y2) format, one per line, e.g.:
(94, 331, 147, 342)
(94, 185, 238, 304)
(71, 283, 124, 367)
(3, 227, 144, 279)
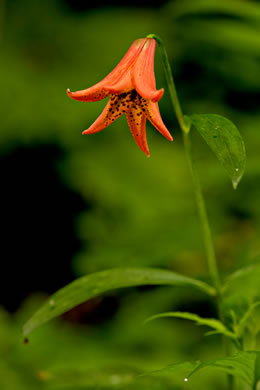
(0, 0, 259, 389)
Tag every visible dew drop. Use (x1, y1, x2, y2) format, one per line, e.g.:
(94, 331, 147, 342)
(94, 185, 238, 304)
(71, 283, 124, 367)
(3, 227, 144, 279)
(235, 168, 239, 172)
(184, 378, 188, 382)
(49, 299, 55, 307)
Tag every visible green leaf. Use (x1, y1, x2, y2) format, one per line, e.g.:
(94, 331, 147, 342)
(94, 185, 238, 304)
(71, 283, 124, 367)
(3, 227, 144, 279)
(147, 351, 257, 386)
(23, 268, 215, 337)
(237, 301, 260, 338)
(254, 352, 260, 390)
(185, 352, 256, 386)
(145, 311, 237, 340)
(187, 114, 246, 189)
(222, 258, 260, 302)
(37, 366, 139, 388)
(39, 366, 176, 390)
(171, 0, 260, 25)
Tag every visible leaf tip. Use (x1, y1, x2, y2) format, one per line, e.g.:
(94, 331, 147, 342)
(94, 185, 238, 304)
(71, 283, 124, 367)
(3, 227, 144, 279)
(232, 180, 239, 190)
(232, 170, 244, 190)
(23, 337, 29, 345)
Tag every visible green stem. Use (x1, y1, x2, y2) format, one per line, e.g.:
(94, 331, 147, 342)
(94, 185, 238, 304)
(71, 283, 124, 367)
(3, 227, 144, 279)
(148, 33, 233, 389)
(147, 34, 187, 133)
(182, 131, 221, 295)
(148, 33, 221, 296)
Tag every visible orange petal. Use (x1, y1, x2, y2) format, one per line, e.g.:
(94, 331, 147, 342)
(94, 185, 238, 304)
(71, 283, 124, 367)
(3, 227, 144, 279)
(67, 87, 108, 102)
(132, 38, 164, 103)
(68, 39, 146, 103)
(126, 111, 150, 157)
(103, 38, 146, 87)
(147, 101, 173, 141)
(106, 70, 133, 95)
(82, 98, 123, 134)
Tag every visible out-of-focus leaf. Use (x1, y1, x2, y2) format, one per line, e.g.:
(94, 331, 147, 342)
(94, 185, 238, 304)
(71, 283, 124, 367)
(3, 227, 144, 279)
(168, 0, 260, 25)
(145, 311, 237, 340)
(176, 19, 260, 57)
(222, 258, 260, 302)
(185, 351, 257, 386)
(237, 301, 260, 337)
(187, 114, 246, 189)
(147, 351, 257, 386)
(40, 367, 177, 390)
(23, 268, 215, 337)
(37, 366, 139, 388)
(254, 352, 260, 390)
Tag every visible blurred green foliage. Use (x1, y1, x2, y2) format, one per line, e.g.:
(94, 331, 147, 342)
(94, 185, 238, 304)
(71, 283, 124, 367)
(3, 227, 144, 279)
(1, 0, 260, 389)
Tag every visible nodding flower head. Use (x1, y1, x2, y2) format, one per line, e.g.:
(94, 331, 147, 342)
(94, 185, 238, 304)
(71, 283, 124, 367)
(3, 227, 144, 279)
(67, 38, 173, 157)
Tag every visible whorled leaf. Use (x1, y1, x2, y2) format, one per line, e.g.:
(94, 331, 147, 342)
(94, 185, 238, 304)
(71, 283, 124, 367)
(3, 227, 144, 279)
(146, 351, 257, 387)
(23, 268, 215, 337)
(185, 352, 257, 386)
(186, 114, 246, 189)
(145, 311, 237, 340)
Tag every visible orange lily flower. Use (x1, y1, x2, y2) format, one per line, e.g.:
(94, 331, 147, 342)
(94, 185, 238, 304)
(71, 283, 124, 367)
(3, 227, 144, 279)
(67, 38, 173, 156)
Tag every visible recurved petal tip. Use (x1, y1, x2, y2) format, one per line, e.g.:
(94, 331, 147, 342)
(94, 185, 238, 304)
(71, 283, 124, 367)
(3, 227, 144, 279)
(162, 131, 173, 142)
(147, 102, 173, 142)
(151, 88, 164, 103)
(82, 128, 98, 135)
(67, 88, 73, 97)
(67, 85, 108, 102)
(82, 129, 89, 135)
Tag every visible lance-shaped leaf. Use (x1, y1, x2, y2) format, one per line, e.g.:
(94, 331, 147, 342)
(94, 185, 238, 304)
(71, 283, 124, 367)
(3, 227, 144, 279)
(23, 268, 215, 337)
(222, 257, 260, 301)
(186, 114, 246, 189)
(146, 351, 257, 387)
(237, 301, 260, 338)
(145, 311, 237, 340)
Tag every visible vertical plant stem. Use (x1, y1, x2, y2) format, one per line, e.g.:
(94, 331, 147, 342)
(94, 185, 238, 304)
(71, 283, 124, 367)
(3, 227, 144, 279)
(147, 33, 221, 298)
(182, 131, 221, 295)
(182, 134, 233, 390)
(148, 34, 233, 389)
